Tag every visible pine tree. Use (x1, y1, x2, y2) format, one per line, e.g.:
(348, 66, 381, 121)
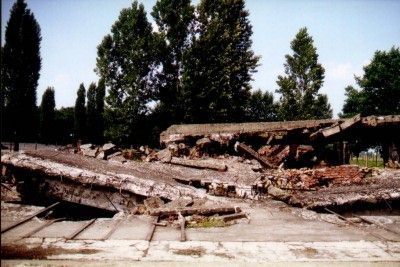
(96, 1, 154, 144)
(276, 27, 332, 121)
(1, 0, 41, 150)
(39, 87, 56, 144)
(182, 0, 259, 123)
(74, 83, 86, 141)
(151, 0, 194, 127)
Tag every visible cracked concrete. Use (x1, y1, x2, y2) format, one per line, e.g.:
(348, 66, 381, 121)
(2, 196, 400, 264)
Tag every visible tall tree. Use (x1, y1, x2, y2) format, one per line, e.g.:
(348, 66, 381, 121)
(341, 47, 400, 117)
(246, 89, 278, 122)
(86, 82, 97, 143)
(151, 0, 194, 127)
(182, 0, 259, 123)
(96, 1, 154, 144)
(86, 81, 105, 144)
(1, 0, 41, 150)
(276, 27, 332, 121)
(94, 79, 106, 144)
(39, 87, 56, 144)
(74, 83, 86, 142)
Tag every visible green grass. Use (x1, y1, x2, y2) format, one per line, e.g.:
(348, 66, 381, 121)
(349, 157, 384, 168)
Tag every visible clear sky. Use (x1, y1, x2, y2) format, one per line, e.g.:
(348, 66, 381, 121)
(2, 0, 400, 117)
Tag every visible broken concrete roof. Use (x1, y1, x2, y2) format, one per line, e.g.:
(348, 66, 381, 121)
(160, 115, 400, 145)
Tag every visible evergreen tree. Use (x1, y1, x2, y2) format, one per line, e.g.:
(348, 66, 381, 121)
(151, 0, 194, 127)
(96, 1, 154, 144)
(86, 82, 97, 143)
(246, 89, 278, 122)
(276, 27, 332, 120)
(74, 83, 86, 141)
(182, 0, 259, 123)
(39, 87, 56, 144)
(1, 0, 41, 150)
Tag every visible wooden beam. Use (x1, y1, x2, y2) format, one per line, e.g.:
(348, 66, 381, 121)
(235, 142, 277, 169)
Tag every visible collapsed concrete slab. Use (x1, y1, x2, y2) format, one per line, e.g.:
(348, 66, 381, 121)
(1, 150, 206, 212)
(160, 115, 400, 167)
(2, 149, 399, 212)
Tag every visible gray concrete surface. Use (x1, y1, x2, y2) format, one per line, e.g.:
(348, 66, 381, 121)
(2, 199, 400, 264)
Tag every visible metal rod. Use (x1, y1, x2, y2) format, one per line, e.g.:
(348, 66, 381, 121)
(1, 202, 60, 234)
(101, 218, 124, 241)
(66, 218, 96, 240)
(145, 216, 158, 242)
(103, 192, 119, 212)
(352, 214, 400, 236)
(324, 208, 394, 242)
(21, 217, 65, 239)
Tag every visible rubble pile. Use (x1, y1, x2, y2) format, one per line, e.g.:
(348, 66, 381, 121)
(273, 165, 370, 190)
(1, 115, 399, 226)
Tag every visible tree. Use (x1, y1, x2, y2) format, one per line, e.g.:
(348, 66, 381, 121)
(151, 0, 194, 128)
(86, 81, 105, 144)
(94, 79, 105, 144)
(341, 47, 400, 117)
(55, 107, 74, 145)
(74, 83, 86, 141)
(86, 82, 97, 142)
(339, 86, 364, 118)
(182, 0, 259, 123)
(39, 87, 56, 144)
(246, 89, 278, 122)
(276, 27, 332, 121)
(1, 0, 41, 150)
(96, 1, 154, 144)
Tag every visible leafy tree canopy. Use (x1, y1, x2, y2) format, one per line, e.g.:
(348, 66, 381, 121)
(276, 27, 332, 120)
(341, 47, 400, 117)
(182, 0, 260, 123)
(151, 0, 194, 126)
(246, 89, 278, 122)
(96, 1, 154, 144)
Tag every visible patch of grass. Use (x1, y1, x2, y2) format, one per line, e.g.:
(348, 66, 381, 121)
(1, 244, 98, 259)
(350, 157, 384, 168)
(172, 247, 206, 257)
(188, 217, 227, 228)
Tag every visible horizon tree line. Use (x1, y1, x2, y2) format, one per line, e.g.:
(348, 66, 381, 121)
(2, 0, 398, 149)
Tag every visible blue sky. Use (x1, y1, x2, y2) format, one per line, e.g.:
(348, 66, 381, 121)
(2, 0, 400, 117)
